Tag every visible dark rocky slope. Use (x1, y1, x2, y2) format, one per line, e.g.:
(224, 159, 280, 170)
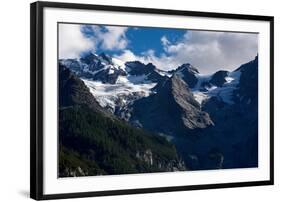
(59, 65, 186, 177)
(176, 56, 259, 170)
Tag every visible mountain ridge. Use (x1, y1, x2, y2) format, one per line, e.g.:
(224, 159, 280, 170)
(59, 53, 258, 170)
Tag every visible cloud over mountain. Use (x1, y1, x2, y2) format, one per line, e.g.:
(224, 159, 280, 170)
(116, 30, 258, 73)
(59, 24, 93, 59)
(59, 24, 258, 74)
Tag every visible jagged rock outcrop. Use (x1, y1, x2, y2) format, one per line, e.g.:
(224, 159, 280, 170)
(171, 75, 214, 129)
(209, 70, 229, 87)
(131, 75, 213, 136)
(125, 61, 166, 83)
(59, 64, 106, 114)
(172, 63, 199, 88)
(60, 52, 127, 84)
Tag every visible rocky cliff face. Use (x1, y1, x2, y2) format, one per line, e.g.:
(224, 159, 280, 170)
(59, 64, 105, 113)
(209, 70, 229, 87)
(172, 63, 199, 88)
(130, 75, 214, 138)
(135, 149, 186, 171)
(171, 75, 214, 129)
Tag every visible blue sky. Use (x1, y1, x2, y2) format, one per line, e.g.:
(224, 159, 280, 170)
(59, 23, 258, 74)
(79, 25, 186, 57)
(126, 27, 185, 56)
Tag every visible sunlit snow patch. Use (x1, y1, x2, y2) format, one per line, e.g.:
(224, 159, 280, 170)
(193, 92, 209, 105)
(191, 70, 241, 105)
(82, 75, 157, 111)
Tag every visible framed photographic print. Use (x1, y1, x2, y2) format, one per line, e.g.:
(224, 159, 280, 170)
(30, 1, 274, 200)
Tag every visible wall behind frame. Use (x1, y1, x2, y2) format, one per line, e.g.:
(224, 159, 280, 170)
(0, 0, 279, 201)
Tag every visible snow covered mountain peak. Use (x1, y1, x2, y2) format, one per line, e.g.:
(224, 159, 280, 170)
(176, 63, 199, 75)
(170, 63, 200, 89)
(60, 52, 128, 84)
(192, 70, 241, 105)
(59, 54, 161, 114)
(59, 53, 256, 116)
(99, 52, 112, 63)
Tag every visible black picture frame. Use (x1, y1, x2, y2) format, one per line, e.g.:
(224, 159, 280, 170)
(30, 1, 274, 200)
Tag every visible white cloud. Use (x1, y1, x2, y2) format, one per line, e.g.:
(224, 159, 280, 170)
(101, 26, 128, 50)
(59, 24, 129, 59)
(161, 36, 170, 50)
(59, 24, 93, 59)
(116, 50, 140, 62)
(165, 31, 258, 73)
(117, 30, 258, 74)
(90, 26, 129, 51)
(115, 49, 179, 71)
